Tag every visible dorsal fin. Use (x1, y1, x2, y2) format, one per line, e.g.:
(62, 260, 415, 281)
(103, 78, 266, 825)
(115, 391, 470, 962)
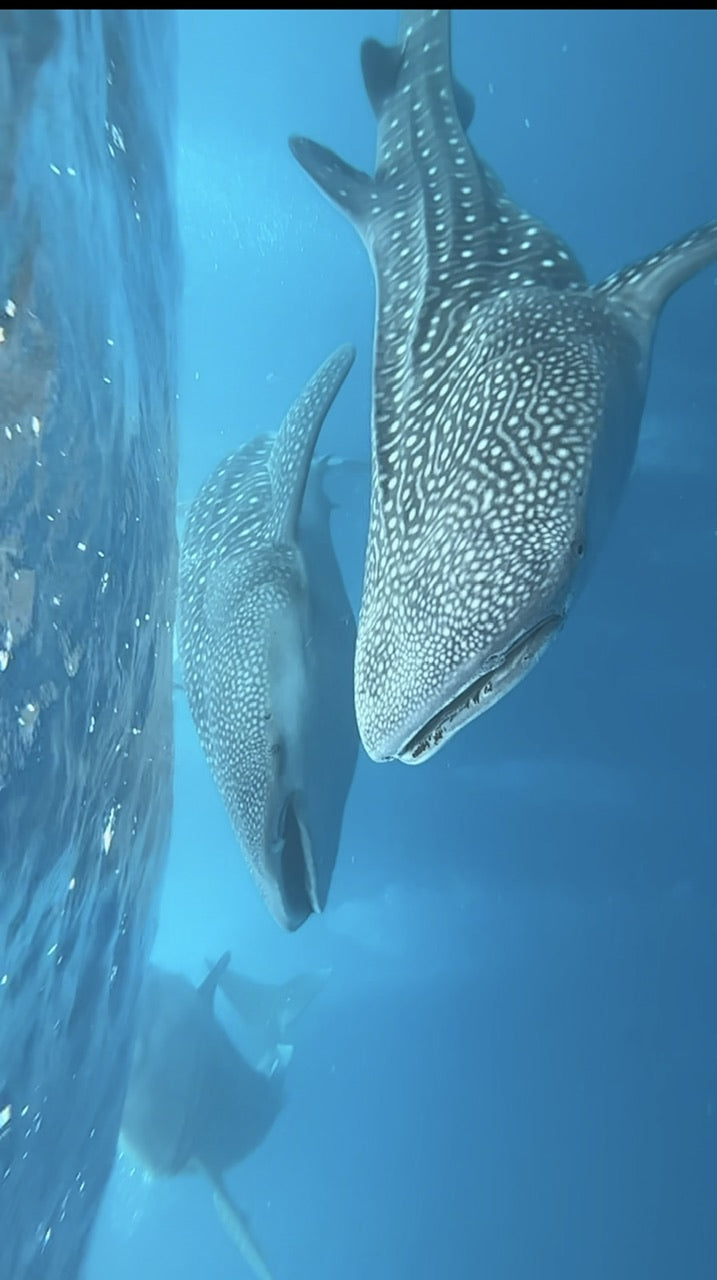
(360, 38, 403, 116)
(453, 80, 475, 133)
(361, 35, 474, 131)
(197, 951, 230, 1003)
(267, 344, 355, 542)
(596, 219, 717, 322)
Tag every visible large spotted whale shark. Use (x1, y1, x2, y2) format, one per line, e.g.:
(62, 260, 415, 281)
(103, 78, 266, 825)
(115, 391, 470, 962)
(290, 8, 717, 764)
(178, 347, 357, 929)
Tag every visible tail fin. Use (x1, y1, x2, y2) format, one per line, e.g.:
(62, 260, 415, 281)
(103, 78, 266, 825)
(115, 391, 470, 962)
(206, 1171, 275, 1280)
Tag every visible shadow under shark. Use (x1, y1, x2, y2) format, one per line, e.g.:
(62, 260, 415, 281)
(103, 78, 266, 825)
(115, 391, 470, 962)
(120, 954, 329, 1280)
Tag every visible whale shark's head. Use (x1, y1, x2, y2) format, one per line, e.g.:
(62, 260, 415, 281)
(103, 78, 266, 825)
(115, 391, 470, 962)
(353, 330, 592, 768)
(290, 11, 717, 765)
(208, 547, 319, 931)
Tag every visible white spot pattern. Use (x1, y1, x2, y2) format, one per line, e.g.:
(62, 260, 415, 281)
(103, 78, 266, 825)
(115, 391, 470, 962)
(291, 9, 717, 761)
(177, 347, 354, 892)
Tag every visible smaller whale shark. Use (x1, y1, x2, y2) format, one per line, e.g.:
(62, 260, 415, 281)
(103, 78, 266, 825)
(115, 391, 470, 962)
(178, 346, 358, 927)
(120, 954, 329, 1280)
(290, 8, 717, 764)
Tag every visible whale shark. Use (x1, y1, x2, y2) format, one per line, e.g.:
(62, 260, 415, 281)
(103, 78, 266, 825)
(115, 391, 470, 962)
(178, 346, 358, 928)
(120, 955, 329, 1280)
(289, 8, 717, 764)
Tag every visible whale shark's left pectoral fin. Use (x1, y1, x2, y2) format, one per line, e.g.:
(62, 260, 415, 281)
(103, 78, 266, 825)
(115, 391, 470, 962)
(207, 1170, 275, 1280)
(597, 219, 717, 326)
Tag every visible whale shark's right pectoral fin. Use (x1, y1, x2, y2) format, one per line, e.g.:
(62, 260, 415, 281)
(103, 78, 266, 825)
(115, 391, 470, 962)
(208, 1171, 275, 1280)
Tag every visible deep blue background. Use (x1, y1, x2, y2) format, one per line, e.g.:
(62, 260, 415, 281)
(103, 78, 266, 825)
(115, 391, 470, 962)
(85, 10, 716, 1280)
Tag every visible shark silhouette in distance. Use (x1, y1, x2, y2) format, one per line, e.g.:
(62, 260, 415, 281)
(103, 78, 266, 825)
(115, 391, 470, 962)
(289, 7, 717, 764)
(177, 346, 359, 928)
(120, 953, 330, 1280)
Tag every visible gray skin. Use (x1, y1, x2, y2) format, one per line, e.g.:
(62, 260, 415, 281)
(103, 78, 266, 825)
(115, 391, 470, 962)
(290, 8, 717, 764)
(122, 958, 283, 1179)
(121, 955, 282, 1280)
(178, 347, 358, 928)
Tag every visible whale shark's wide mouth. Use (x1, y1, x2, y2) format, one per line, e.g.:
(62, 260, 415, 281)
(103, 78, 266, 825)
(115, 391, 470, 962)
(396, 614, 564, 765)
(272, 795, 319, 931)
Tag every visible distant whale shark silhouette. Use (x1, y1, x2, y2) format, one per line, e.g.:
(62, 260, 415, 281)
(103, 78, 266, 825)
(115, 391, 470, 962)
(120, 954, 329, 1280)
(290, 7, 717, 763)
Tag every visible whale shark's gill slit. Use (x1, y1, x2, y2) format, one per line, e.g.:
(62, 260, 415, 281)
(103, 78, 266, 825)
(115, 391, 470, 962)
(399, 614, 564, 765)
(400, 679, 493, 765)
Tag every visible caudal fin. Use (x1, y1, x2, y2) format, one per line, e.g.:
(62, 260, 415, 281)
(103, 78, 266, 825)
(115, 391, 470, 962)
(207, 1172, 275, 1280)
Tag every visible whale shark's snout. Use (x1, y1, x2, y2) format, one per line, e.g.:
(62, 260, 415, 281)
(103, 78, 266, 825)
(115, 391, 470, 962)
(266, 792, 319, 931)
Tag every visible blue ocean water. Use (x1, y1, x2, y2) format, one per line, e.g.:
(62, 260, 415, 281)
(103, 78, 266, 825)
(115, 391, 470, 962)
(8, 8, 716, 1280)
(0, 11, 178, 1280)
